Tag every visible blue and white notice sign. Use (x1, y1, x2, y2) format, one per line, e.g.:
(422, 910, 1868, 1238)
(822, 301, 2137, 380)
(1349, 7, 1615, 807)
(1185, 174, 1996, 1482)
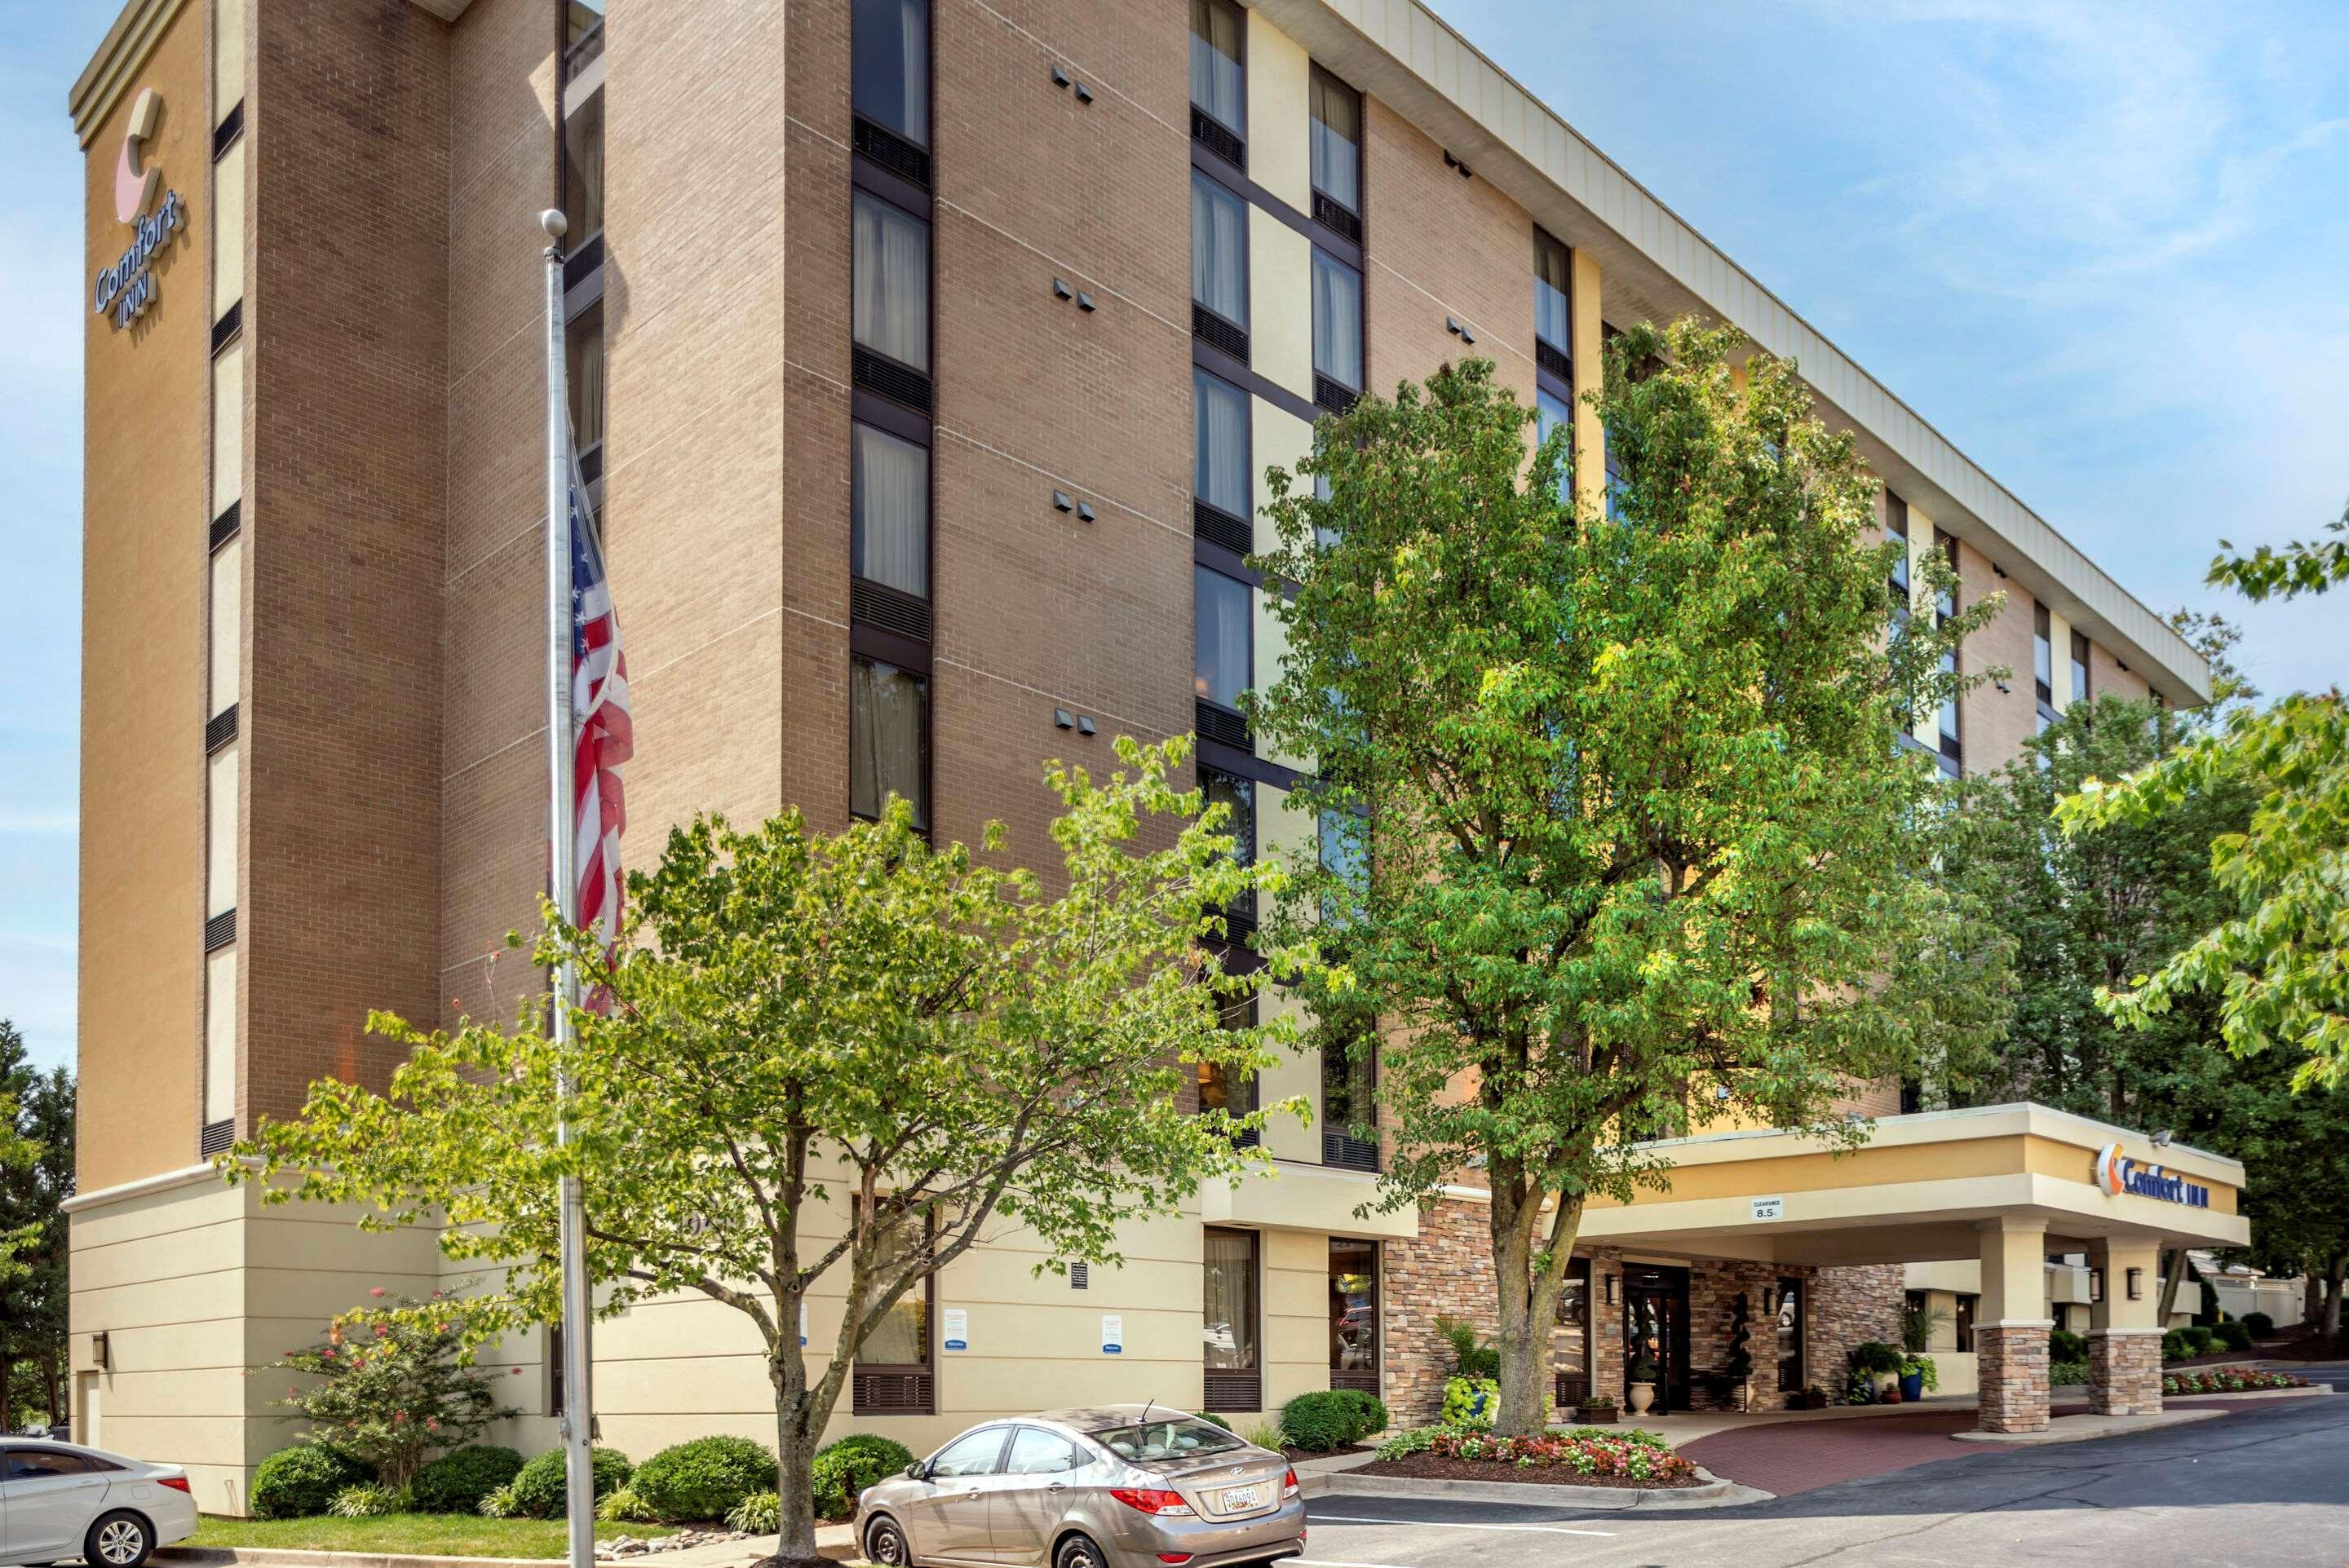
(1100, 1314, 1124, 1355)
(943, 1309, 968, 1352)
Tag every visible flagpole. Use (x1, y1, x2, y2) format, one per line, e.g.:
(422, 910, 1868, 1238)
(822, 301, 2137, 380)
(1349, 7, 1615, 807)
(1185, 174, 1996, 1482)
(540, 206, 597, 1568)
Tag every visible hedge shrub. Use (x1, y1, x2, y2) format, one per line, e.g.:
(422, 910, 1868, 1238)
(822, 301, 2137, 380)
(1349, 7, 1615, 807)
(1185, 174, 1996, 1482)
(1331, 1389, 1389, 1439)
(2049, 1359, 2089, 1386)
(410, 1445, 524, 1515)
(250, 1446, 375, 1519)
(2161, 1328, 2189, 1362)
(813, 1435, 916, 1504)
(632, 1435, 776, 1522)
(2214, 1321, 2253, 1353)
(1282, 1389, 1386, 1453)
(2181, 1325, 2217, 1356)
(511, 1446, 634, 1519)
(2244, 1311, 2275, 1338)
(2048, 1329, 2088, 1363)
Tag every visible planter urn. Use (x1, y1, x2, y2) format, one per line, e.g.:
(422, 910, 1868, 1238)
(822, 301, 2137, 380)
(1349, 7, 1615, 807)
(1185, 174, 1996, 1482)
(1626, 1380, 1657, 1416)
(1899, 1371, 1925, 1402)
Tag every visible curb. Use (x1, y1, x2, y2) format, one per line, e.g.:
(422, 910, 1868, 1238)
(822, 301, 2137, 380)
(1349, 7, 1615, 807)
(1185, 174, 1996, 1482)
(160, 1535, 859, 1568)
(1299, 1463, 1772, 1510)
(1949, 1408, 2223, 1447)
(2166, 1384, 2332, 1402)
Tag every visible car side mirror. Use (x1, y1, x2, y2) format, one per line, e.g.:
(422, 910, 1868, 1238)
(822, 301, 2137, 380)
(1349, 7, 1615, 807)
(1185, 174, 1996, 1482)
(906, 1463, 928, 1482)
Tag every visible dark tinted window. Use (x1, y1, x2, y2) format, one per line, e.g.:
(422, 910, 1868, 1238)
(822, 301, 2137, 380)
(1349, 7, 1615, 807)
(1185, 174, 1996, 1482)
(6, 1449, 100, 1480)
(852, 0, 931, 147)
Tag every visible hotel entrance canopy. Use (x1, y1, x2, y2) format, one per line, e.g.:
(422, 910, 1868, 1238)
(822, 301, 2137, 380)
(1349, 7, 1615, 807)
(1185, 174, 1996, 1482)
(1580, 1103, 2247, 1265)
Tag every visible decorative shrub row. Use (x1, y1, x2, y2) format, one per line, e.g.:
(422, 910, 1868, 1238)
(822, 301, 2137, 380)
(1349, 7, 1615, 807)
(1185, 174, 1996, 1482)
(812, 1435, 916, 1522)
(2049, 1358, 2089, 1386)
(2164, 1369, 2308, 1395)
(2049, 1329, 2088, 1363)
(410, 1446, 524, 1514)
(252, 1447, 377, 1519)
(1278, 1389, 1389, 1452)
(1375, 1423, 1671, 1461)
(1413, 1429, 1696, 1482)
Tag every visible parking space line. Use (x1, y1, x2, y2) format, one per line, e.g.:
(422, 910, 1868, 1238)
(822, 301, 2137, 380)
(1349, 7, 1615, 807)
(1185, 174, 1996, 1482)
(1294, 1559, 1440, 1568)
(1309, 1513, 1617, 1537)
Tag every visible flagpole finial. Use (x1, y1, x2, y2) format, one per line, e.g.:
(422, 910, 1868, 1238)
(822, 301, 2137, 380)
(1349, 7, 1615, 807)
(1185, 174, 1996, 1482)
(541, 208, 568, 241)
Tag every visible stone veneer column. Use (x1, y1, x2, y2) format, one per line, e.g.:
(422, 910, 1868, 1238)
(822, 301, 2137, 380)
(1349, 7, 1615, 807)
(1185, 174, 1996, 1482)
(2087, 1237, 2165, 1416)
(1975, 1217, 2053, 1433)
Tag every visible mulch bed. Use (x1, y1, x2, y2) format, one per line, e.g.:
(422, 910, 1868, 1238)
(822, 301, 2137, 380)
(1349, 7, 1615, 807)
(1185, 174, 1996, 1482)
(1347, 1455, 1701, 1489)
(2256, 1333, 2347, 1363)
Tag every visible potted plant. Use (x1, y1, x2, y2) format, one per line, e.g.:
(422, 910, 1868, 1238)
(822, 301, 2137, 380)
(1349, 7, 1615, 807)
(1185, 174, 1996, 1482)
(1851, 1341, 1906, 1399)
(1794, 1385, 1830, 1411)
(1626, 1354, 1661, 1416)
(1900, 1354, 1939, 1403)
(1575, 1396, 1618, 1425)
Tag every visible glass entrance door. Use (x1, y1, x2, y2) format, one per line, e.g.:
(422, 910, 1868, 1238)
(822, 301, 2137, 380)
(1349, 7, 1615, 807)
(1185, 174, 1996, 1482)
(1621, 1265, 1692, 1412)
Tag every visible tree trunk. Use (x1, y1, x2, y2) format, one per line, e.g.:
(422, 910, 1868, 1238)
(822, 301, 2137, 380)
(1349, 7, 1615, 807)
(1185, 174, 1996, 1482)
(768, 1343, 828, 1568)
(2325, 1253, 2346, 1342)
(1487, 1173, 1581, 1438)
(2308, 1270, 2325, 1328)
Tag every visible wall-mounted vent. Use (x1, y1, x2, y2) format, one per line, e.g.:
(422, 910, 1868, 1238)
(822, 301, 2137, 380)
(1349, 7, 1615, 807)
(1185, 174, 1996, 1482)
(201, 1119, 236, 1157)
(853, 347, 933, 415)
(1193, 501, 1251, 555)
(1191, 303, 1250, 365)
(852, 1369, 936, 1417)
(1312, 191, 1363, 245)
(852, 578, 933, 643)
(852, 116, 931, 189)
(1190, 108, 1245, 170)
(206, 704, 239, 753)
(204, 908, 237, 952)
(1313, 375, 1359, 417)
(1194, 700, 1251, 752)
(210, 500, 241, 551)
(1536, 339, 1572, 383)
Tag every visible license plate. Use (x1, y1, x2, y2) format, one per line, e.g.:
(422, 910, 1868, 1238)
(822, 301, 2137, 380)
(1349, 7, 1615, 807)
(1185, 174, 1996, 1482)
(1222, 1485, 1263, 1511)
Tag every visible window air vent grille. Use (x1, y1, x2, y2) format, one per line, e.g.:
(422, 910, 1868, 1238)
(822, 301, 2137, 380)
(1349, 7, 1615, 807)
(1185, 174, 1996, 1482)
(1191, 303, 1250, 364)
(852, 1369, 935, 1416)
(1192, 500, 1251, 555)
(1555, 1371, 1592, 1408)
(854, 347, 933, 414)
(1323, 1131, 1379, 1173)
(212, 100, 245, 159)
(853, 116, 932, 188)
(852, 577, 934, 643)
(1312, 190, 1363, 244)
(1194, 699, 1251, 752)
(211, 300, 242, 356)
(210, 501, 241, 551)
(205, 909, 237, 952)
(1313, 374, 1359, 417)
(1536, 338, 1572, 383)
(1190, 108, 1246, 170)
(1201, 1371, 1261, 1412)
(1331, 1368, 1380, 1395)
(206, 704, 239, 753)
(200, 1119, 235, 1157)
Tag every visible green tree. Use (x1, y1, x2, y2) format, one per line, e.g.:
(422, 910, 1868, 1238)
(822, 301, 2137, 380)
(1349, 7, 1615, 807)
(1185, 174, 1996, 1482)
(1247, 333, 2009, 1435)
(0, 1023, 71, 1426)
(261, 1293, 515, 1486)
(2059, 501, 2349, 1088)
(229, 739, 1303, 1566)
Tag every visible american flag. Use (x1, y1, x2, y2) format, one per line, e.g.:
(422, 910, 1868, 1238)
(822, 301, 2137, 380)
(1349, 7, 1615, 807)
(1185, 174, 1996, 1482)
(568, 439, 631, 1009)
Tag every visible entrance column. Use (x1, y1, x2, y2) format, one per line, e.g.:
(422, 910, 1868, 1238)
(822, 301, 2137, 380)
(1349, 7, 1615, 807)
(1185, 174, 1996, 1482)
(2086, 1238, 2164, 1416)
(1975, 1217, 2052, 1433)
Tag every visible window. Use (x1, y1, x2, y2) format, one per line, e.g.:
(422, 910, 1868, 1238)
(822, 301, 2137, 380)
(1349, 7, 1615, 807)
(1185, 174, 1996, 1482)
(562, 85, 604, 242)
(1554, 1256, 1593, 1404)
(1312, 249, 1364, 395)
(1934, 529, 1960, 776)
(1199, 995, 1259, 1142)
(2033, 603, 2055, 704)
(565, 302, 605, 461)
(851, 656, 928, 827)
(1201, 1226, 1261, 1408)
(1536, 387, 1573, 499)
(565, 0, 604, 67)
(1934, 528, 1958, 621)
(1885, 491, 1910, 603)
(852, 424, 929, 598)
(2071, 629, 2091, 709)
(852, 0, 930, 149)
(1201, 766, 1255, 918)
(1096, 1416, 1245, 1462)
(1604, 432, 1626, 522)
(1321, 1036, 1377, 1171)
(1309, 68, 1360, 219)
(1191, 171, 1250, 352)
(1194, 565, 1252, 713)
(1319, 807, 1367, 923)
(927, 1428, 1009, 1479)
(1189, 0, 1246, 141)
(1003, 1428, 1082, 1476)
(1776, 1279, 1804, 1392)
(4, 1450, 107, 1480)
(1329, 1238, 1378, 1390)
(860, 1219, 932, 1371)
(1533, 228, 1571, 359)
(1953, 1292, 1978, 1353)
(1193, 369, 1252, 536)
(852, 190, 931, 373)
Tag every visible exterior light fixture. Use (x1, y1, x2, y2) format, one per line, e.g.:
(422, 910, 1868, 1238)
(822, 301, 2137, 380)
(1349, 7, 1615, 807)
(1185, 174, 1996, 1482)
(2090, 1268, 2104, 1304)
(1603, 1274, 1617, 1306)
(2126, 1267, 2143, 1301)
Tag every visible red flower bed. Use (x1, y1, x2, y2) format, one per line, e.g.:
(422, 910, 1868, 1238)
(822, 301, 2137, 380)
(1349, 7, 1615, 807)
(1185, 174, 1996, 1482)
(2164, 1369, 2310, 1395)
(1423, 1431, 1697, 1483)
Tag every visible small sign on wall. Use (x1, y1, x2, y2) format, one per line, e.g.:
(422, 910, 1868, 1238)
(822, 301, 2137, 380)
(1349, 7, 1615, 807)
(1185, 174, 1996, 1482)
(1750, 1195, 1785, 1221)
(943, 1309, 969, 1351)
(1100, 1314, 1124, 1355)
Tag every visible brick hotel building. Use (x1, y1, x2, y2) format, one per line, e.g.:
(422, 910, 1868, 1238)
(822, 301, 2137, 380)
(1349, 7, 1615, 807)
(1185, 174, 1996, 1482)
(69, 0, 2249, 1509)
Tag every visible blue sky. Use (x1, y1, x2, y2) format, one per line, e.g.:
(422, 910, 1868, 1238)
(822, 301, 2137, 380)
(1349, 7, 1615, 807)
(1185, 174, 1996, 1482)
(2, 1, 2343, 1076)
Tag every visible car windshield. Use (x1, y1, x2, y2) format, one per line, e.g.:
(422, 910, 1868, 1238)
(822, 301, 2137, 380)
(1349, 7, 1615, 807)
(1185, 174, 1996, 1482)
(1092, 1416, 1246, 1464)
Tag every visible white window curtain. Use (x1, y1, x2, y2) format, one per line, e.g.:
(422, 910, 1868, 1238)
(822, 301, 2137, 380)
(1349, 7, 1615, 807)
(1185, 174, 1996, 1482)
(1202, 1230, 1260, 1371)
(1312, 250, 1363, 390)
(1189, 0, 1245, 133)
(853, 424, 929, 596)
(854, 191, 931, 370)
(1193, 566, 1251, 710)
(852, 0, 930, 145)
(567, 303, 605, 453)
(852, 657, 927, 824)
(563, 86, 604, 238)
(1534, 232, 1570, 349)
(1193, 369, 1250, 519)
(1191, 174, 1249, 326)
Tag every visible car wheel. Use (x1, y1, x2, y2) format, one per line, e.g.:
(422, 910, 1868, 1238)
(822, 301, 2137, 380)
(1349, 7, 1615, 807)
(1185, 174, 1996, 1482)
(864, 1517, 912, 1567)
(1054, 1533, 1108, 1568)
(86, 1512, 153, 1568)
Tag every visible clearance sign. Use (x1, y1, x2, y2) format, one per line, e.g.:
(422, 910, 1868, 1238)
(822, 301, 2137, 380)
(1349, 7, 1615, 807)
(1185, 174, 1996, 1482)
(2095, 1143, 2211, 1208)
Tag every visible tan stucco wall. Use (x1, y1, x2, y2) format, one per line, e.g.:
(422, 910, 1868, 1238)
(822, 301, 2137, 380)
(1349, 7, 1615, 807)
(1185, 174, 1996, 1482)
(78, 0, 210, 1193)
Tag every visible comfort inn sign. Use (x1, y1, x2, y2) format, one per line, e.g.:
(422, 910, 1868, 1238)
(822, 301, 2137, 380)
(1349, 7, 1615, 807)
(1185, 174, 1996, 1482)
(2096, 1142, 2210, 1208)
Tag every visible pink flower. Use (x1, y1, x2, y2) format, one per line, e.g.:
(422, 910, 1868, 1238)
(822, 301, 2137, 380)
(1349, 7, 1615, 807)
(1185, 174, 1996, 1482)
(374, 1323, 389, 1336)
(321, 1347, 335, 1359)
(370, 1288, 386, 1298)
(393, 1411, 406, 1424)
(511, 1367, 523, 1376)
(426, 1420, 440, 1431)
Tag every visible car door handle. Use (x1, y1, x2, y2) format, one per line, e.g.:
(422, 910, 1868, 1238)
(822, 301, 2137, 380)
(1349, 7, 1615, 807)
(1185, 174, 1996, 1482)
(1046, 1483, 1066, 1493)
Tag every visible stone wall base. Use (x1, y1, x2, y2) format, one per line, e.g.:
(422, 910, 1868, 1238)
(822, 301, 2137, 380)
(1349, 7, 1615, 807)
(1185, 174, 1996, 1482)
(2087, 1328, 2164, 1416)
(1975, 1322, 2053, 1433)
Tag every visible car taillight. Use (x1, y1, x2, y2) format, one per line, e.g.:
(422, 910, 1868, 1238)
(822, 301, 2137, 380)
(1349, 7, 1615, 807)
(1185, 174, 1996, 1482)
(1156, 1557, 1194, 1566)
(157, 1477, 192, 1493)
(1109, 1487, 1194, 1517)
(1281, 1467, 1299, 1500)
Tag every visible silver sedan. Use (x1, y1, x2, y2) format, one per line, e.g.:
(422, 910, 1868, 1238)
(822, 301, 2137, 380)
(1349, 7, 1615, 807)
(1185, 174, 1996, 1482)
(856, 1407, 1307, 1568)
(0, 1438, 197, 1568)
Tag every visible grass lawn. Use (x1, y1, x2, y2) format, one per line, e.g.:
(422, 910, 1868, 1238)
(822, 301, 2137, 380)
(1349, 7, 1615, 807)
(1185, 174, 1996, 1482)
(186, 1513, 686, 1559)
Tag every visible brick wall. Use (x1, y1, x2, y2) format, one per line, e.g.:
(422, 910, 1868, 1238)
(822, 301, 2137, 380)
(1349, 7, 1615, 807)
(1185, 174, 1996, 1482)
(1809, 1263, 1908, 1398)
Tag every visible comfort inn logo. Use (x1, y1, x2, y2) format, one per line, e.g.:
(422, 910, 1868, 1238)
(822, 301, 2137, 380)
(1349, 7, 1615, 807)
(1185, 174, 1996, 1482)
(2095, 1142, 2210, 1208)
(92, 86, 187, 331)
